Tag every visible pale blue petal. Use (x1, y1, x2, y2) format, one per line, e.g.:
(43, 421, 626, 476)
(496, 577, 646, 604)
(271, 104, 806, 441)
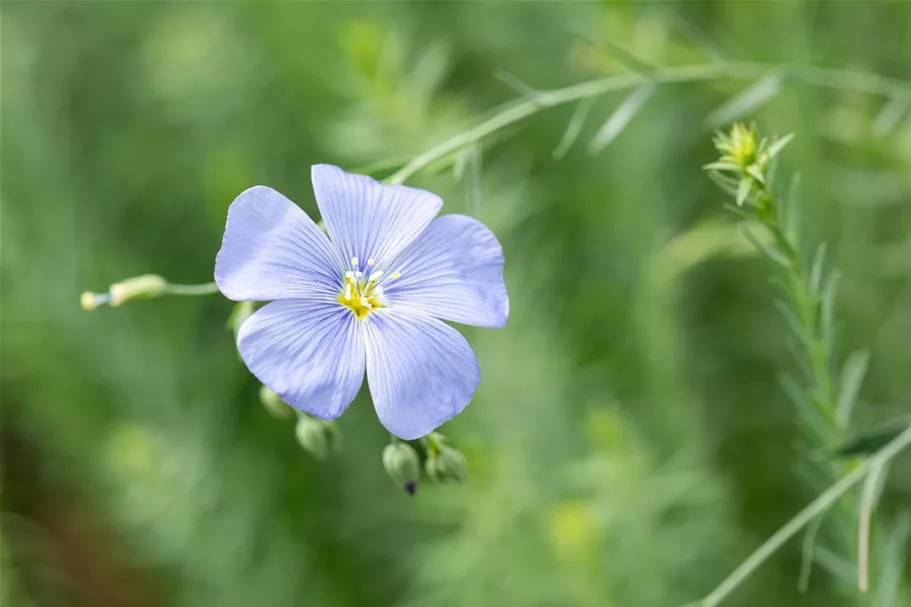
(384, 215, 508, 328)
(364, 310, 479, 440)
(237, 300, 365, 419)
(215, 186, 344, 302)
(311, 164, 442, 272)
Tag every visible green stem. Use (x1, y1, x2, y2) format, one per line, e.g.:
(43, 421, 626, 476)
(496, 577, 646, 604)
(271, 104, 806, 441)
(692, 425, 911, 607)
(387, 62, 911, 185)
(164, 282, 221, 296)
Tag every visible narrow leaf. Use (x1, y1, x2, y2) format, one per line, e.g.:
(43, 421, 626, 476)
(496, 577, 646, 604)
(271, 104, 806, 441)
(706, 75, 782, 128)
(453, 148, 470, 181)
(875, 514, 911, 607)
(809, 243, 827, 297)
(573, 27, 654, 75)
(779, 374, 827, 442)
(821, 271, 841, 354)
(746, 165, 765, 184)
(741, 224, 789, 266)
(703, 161, 741, 172)
(736, 176, 752, 206)
(798, 514, 825, 593)
(553, 97, 595, 160)
(775, 299, 812, 346)
(722, 202, 752, 220)
(858, 458, 889, 592)
(709, 172, 740, 197)
(833, 418, 911, 458)
(588, 83, 656, 154)
(872, 95, 910, 137)
(494, 70, 541, 102)
(674, 15, 726, 64)
(835, 350, 869, 429)
(814, 546, 856, 584)
(766, 133, 795, 159)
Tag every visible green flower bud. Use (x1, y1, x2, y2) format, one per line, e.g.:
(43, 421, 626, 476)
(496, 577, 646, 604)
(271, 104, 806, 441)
(426, 445, 467, 484)
(259, 385, 293, 419)
(382, 442, 420, 495)
(109, 274, 168, 306)
(295, 415, 330, 460)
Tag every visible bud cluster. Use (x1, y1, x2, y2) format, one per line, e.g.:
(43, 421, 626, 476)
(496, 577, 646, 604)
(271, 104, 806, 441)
(381, 432, 468, 495)
(705, 122, 793, 213)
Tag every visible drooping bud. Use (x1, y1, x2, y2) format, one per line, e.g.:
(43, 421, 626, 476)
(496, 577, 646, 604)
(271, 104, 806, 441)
(295, 414, 331, 460)
(259, 385, 293, 419)
(382, 442, 420, 495)
(109, 274, 168, 306)
(426, 445, 468, 484)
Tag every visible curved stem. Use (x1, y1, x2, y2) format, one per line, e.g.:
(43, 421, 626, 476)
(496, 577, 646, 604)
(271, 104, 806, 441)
(386, 62, 911, 185)
(691, 425, 911, 607)
(164, 282, 220, 296)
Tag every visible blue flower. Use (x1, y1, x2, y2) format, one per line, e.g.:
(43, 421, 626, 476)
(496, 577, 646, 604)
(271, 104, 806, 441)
(215, 165, 508, 439)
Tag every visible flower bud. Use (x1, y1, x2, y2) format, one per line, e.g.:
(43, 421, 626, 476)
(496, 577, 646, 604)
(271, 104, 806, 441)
(295, 415, 330, 460)
(109, 274, 168, 306)
(259, 385, 293, 419)
(382, 442, 420, 495)
(426, 445, 467, 484)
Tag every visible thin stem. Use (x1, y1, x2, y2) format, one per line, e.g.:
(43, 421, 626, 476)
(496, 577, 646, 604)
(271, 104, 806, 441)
(693, 425, 911, 607)
(164, 282, 221, 296)
(387, 62, 911, 185)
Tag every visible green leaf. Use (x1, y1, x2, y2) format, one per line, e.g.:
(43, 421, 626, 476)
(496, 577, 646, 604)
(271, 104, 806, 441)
(766, 133, 795, 159)
(872, 95, 910, 137)
(741, 224, 789, 266)
(494, 70, 540, 101)
(706, 75, 782, 128)
(553, 97, 595, 160)
(709, 172, 740, 197)
(736, 176, 752, 206)
(798, 514, 825, 593)
(575, 28, 654, 75)
(779, 374, 827, 442)
(875, 514, 911, 607)
(835, 350, 869, 429)
(833, 419, 911, 458)
(703, 161, 741, 172)
(673, 14, 726, 64)
(821, 271, 841, 353)
(588, 83, 656, 154)
(809, 243, 827, 297)
(774, 299, 812, 346)
(745, 165, 765, 184)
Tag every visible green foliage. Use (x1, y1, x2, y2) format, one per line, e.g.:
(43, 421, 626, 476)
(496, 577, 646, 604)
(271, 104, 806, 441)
(2, 3, 910, 607)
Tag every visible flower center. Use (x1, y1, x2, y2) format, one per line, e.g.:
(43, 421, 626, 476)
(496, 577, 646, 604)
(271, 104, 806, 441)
(337, 257, 399, 320)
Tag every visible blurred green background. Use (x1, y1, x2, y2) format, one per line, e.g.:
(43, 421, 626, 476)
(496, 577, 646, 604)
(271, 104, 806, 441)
(2, 2, 910, 606)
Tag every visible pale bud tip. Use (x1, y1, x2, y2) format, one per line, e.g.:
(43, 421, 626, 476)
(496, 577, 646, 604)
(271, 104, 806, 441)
(80, 291, 112, 311)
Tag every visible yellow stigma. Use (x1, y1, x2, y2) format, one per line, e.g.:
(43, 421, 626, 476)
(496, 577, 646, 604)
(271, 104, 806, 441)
(338, 272, 384, 320)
